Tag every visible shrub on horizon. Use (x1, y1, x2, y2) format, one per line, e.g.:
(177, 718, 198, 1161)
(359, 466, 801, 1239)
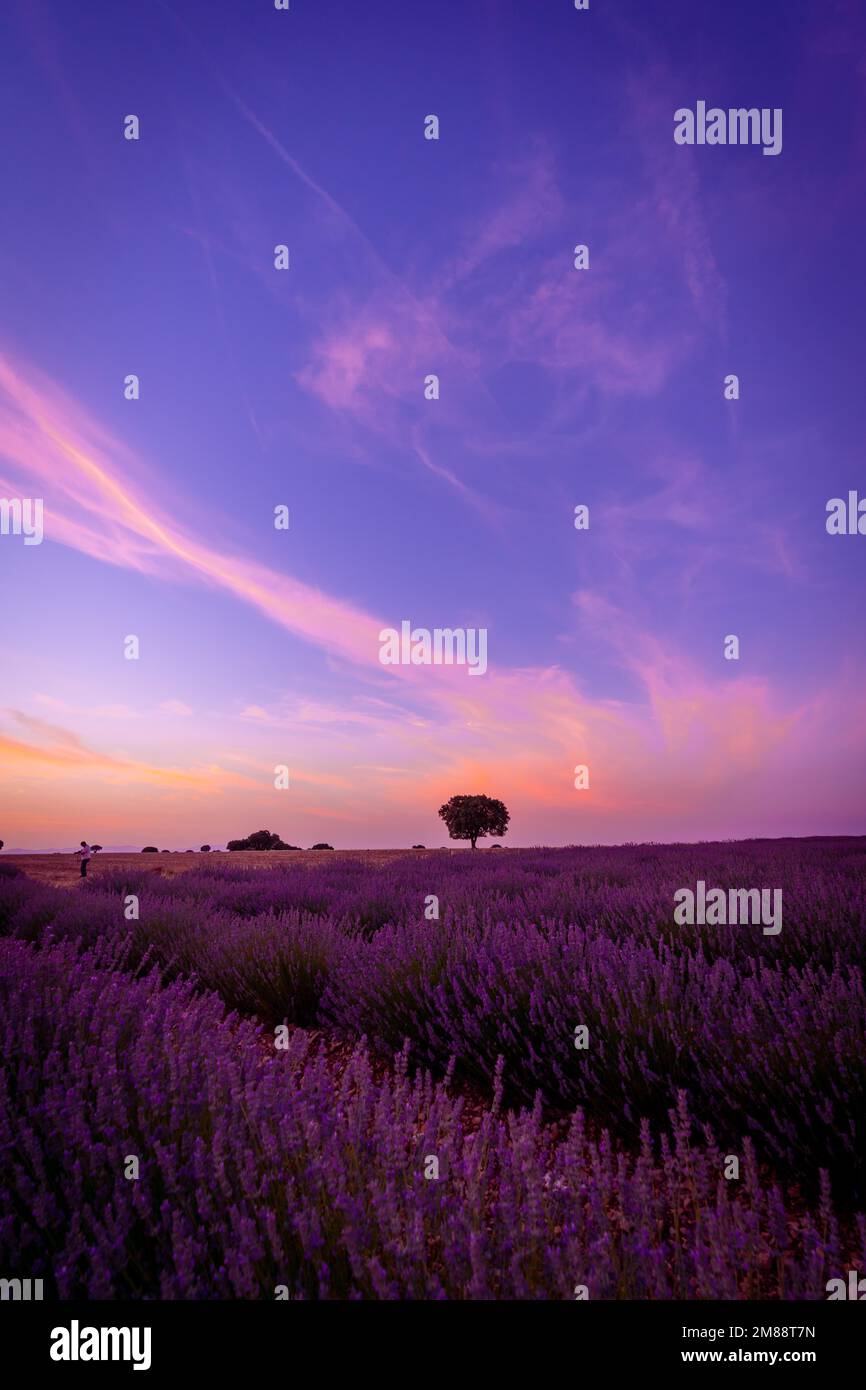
(227, 830, 298, 851)
(141, 847, 158, 854)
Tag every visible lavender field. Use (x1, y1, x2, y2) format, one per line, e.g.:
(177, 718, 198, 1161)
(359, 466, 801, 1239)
(2, 840, 865, 1300)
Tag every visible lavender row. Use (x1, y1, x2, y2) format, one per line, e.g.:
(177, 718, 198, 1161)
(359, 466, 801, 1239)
(2, 935, 862, 1299)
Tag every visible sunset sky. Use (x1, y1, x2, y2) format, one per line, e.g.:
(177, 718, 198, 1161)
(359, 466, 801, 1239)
(1, 0, 865, 850)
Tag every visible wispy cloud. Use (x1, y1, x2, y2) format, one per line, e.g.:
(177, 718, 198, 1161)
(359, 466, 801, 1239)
(159, 700, 193, 717)
(0, 351, 383, 667)
(0, 714, 258, 792)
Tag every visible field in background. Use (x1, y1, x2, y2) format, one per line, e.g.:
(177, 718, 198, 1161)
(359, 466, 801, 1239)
(0, 848, 455, 886)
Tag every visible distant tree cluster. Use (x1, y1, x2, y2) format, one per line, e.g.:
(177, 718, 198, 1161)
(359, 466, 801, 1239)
(138, 834, 337, 852)
(226, 830, 300, 851)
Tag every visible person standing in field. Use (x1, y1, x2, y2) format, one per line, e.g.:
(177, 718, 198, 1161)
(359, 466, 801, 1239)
(75, 841, 93, 877)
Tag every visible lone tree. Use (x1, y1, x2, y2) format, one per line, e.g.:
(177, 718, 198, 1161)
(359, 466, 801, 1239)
(438, 794, 509, 850)
(200, 845, 211, 852)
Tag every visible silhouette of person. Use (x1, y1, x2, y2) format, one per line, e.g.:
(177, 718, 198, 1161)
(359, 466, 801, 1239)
(75, 841, 93, 878)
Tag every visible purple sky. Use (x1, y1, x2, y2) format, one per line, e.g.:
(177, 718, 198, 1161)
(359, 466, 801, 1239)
(1, 0, 865, 850)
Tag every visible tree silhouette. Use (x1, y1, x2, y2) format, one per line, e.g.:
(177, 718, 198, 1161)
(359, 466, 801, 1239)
(438, 794, 509, 850)
(227, 830, 298, 851)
